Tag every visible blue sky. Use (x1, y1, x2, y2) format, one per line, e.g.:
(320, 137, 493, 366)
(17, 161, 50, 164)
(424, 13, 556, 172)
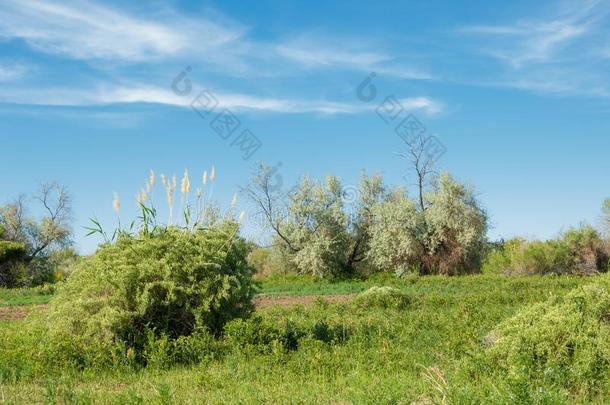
(0, 0, 609, 254)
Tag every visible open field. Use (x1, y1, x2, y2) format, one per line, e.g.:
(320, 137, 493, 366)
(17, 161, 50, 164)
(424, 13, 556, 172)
(2, 274, 606, 404)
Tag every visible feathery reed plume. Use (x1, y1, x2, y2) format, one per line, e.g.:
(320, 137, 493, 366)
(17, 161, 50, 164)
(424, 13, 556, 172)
(167, 188, 174, 207)
(210, 166, 216, 183)
(161, 173, 177, 224)
(136, 190, 148, 206)
(149, 170, 156, 187)
(238, 210, 245, 224)
(113, 193, 121, 215)
(202, 171, 208, 185)
(181, 169, 191, 194)
(231, 192, 238, 208)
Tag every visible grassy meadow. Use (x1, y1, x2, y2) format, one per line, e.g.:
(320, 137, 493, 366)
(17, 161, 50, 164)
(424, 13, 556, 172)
(1, 274, 607, 404)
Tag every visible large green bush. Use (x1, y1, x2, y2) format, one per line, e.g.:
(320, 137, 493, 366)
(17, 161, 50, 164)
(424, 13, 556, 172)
(485, 277, 610, 399)
(40, 222, 254, 364)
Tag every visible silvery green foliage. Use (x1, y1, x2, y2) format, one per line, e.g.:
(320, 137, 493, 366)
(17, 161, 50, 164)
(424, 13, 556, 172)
(279, 176, 350, 277)
(369, 173, 488, 275)
(347, 174, 388, 266)
(273, 173, 389, 278)
(423, 173, 488, 274)
(368, 192, 422, 276)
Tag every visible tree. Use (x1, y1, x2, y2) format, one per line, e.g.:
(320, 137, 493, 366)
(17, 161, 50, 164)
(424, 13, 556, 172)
(244, 164, 387, 277)
(399, 134, 437, 211)
(263, 175, 350, 278)
(422, 173, 488, 274)
(368, 173, 488, 275)
(0, 182, 73, 286)
(368, 190, 423, 275)
(241, 163, 297, 253)
(345, 173, 388, 271)
(0, 182, 72, 261)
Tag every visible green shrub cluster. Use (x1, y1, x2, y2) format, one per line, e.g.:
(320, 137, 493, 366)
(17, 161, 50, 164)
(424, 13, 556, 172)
(224, 315, 351, 354)
(0, 222, 256, 378)
(484, 277, 610, 400)
(354, 286, 412, 309)
(483, 226, 609, 275)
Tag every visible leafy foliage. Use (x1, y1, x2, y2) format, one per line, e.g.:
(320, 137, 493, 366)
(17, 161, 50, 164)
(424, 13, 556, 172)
(354, 286, 411, 309)
(485, 277, 610, 400)
(0, 183, 73, 287)
(0, 240, 28, 287)
(40, 222, 254, 365)
(246, 166, 388, 278)
(368, 173, 488, 275)
(248, 166, 487, 277)
(368, 194, 421, 276)
(483, 226, 609, 275)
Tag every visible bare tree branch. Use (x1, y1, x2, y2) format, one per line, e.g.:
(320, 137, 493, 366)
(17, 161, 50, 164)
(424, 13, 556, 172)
(399, 134, 437, 211)
(242, 164, 300, 253)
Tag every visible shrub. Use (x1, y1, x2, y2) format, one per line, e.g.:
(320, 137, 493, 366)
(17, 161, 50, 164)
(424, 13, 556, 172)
(485, 278, 610, 399)
(280, 176, 352, 278)
(563, 226, 608, 274)
(248, 247, 274, 278)
(354, 286, 411, 309)
(224, 314, 351, 354)
(511, 240, 575, 275)
(41, 222, 255, 365)
(483, 227, 609, 276)
(0, 240, 28, 287)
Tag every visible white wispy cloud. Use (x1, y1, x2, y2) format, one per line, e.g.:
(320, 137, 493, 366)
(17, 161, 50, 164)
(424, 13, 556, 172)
(0, 0, 245, 62)
(0, 1, 441, 116)
(276, 36, 433, 80)
(0, 0, 433, 81)
(453, 0, 610, 98)
(457, 0, 602, 68)
(0, 84, 443, 116)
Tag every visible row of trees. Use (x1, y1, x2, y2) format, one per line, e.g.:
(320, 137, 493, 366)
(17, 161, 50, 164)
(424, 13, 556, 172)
(246, 167, 488, 277)
(0, 183, 74, 287)
(245, 136, 489, 277)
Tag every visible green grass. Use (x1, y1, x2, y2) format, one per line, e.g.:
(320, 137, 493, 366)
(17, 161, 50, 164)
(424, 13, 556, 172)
(0, 274, 607, 404)
(0, 287, 53, 307)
